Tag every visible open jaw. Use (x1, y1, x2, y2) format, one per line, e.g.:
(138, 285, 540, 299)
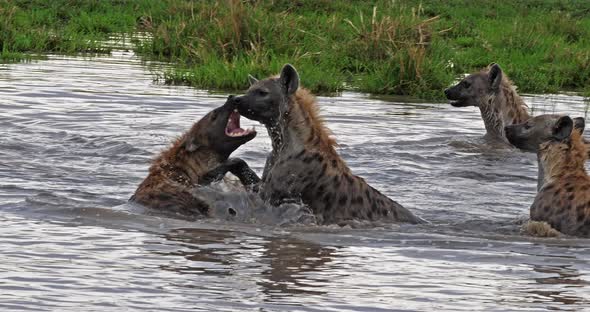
(225, 109, 256, 138)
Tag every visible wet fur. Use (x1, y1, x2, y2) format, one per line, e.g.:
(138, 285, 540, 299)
(521, 220, 562, 237)
(505, 114, 590, 237)
(532, 128, 590, 236)
(237, 65, 423, 225)
(132, 135, 219, 218)
(445, 64, 530, 142)
(132, 101, 258, 219)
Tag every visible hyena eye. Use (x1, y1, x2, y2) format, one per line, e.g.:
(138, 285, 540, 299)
(256, 89, 269, 96)
(461, 81, 471, 88)
(524, 123, 532, 130)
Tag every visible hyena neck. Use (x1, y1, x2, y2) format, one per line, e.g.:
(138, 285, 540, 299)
(479, 102, 508, 142)
(480, 86, 529, 141)
(157, 144, 221, 185)
(541, 133, 588, 182)
(536, 154, 545, 191)
(280, 88, 338, 155)
(263, 120, 284, 176)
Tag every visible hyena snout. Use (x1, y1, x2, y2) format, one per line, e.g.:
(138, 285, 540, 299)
(444, 88, 452, 98)
(504, 124, 522, 142)
(444, 85, 461, 100)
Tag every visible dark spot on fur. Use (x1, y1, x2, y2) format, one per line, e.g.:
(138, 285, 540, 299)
(317, 184, 326, 195)
(352, 196, 363, 205)
(323, 193, 334, 211)
(568, 193, 575, 201)
(156, 193, 173, 201)
(303, 155, 314, 164)
(352, 211, 358, 218)
(314, 136, 322, 146)
(365, 188, 370, 198)
(319, 163, 327, 176)
(543, 184, 555, 192)
(333, 175, 340, 186)
(338, 194, 347, 206)
(577, 212, 586, 222)
(295, 150, 305, 159)
(367, 210, 373, 219)
(331, 159, 338, 168)
(371, 203, 379, 212)
(566, 185, 575, 193)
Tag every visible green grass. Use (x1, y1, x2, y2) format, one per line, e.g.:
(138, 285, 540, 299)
(2, 0, 590, 99)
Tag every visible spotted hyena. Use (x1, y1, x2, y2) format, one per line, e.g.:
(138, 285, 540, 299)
(505, 114, 585, 190)
(233, 64, 424, 225)
(444, 64, 530, 143)
(131, 96, 260, 219)
(506, 115, 590, 236)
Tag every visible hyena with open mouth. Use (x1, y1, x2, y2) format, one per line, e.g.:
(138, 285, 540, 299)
(444, 64, 530, 143)
(506, 115, 590, 237)
(233, 64, 424, 225)
(131, 96, 259, 219)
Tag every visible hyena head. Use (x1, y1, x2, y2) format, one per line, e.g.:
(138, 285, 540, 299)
(444, 63, 504, 107)
(533, 116, 587, 170)
(182, 96, 257, 159)
(505, 114, 585, 152)
(233, 64, 299, 126)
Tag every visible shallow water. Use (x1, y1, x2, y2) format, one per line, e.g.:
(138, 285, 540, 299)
(1, 51, 589, 311)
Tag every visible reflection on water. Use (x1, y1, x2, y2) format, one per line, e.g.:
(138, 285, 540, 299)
(164, 229, 335, 297)
(0, 51, 589, 311)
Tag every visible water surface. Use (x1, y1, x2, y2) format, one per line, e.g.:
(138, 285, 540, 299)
(0, 51, 589, 311)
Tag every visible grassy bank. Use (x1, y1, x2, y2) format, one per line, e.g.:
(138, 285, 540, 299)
(1, 0, 590, 98)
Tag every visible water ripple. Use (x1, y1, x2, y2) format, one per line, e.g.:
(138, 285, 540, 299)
(0, 52, 589, 311)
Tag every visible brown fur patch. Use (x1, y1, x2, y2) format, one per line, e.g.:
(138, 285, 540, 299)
(521, 220, 562, 237)
(292, 88, 338, 152)
(533, 130, 590, 236)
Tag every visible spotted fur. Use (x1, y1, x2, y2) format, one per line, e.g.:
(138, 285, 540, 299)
(131, 98, 258, 219)
(235, 64, 424, 225)
(510, 115, 590, 237)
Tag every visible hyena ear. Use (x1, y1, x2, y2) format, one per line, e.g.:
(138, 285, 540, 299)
(247, 74, 258, 86)
(279, 64, 299, 96)
(489, 63, 503, 91)
(573, 117, 585, 134)
(552, 116, 574, 141)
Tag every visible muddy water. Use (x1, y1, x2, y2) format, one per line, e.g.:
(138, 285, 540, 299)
(0, 51, 589, 311)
